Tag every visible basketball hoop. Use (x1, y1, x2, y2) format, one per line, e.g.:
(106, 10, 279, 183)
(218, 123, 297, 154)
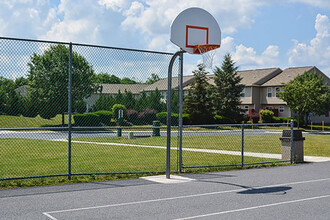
(193, 44, 220, 69)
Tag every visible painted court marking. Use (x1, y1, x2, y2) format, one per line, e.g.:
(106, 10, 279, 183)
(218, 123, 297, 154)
(175, 194, 330, 220)
(42, 177, 330, 219)
(55, 140, 330, 162)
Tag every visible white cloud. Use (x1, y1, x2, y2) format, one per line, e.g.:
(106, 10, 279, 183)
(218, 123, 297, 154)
(43, 19, 100, 43)
(285, 0, 330, 9)
(119, 0, 264, 36)
(288, 14, 330, 73)
(232, 44, 279, 69)
(98, 0, 130, 12)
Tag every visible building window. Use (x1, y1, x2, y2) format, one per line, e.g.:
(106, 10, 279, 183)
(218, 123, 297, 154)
(267, 87, 272, 97)
(240, 88, 246, 97)
(265, 106, 273, 110)
(244, 105, 249, 113)
(279, 106, 284, 113)
(275, 87, 281, 97)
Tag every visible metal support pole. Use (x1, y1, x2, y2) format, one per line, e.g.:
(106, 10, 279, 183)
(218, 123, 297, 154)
(166, 51, 184, 179)
(68, 43, 73, 180)
(241, 124, 244, 167)
(290, 119, 294, 164)
(178, 52, 183, 173)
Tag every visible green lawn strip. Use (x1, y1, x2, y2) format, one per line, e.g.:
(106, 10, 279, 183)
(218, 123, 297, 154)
(0, 138, 278, 180)
(73, 134, 330, 157)
(73, 135, 283, 154)
(0, 114, 68, 128)
(304, 135, 330, 157)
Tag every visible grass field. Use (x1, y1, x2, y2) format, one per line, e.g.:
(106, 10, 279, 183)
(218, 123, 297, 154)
(1, 133, 328, 180)
(0, 137, 278, 180)
(0, 115, 68, 128)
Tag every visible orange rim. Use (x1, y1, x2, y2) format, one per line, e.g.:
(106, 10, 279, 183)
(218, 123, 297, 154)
(192, 44, 220, 54)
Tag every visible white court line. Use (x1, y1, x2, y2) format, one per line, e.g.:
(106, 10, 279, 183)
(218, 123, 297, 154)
(69, 140, 282, 159)
(42, 177, 330, 219)
(176, 194, 330, 220)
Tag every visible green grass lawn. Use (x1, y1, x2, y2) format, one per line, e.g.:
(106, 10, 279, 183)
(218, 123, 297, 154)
(0, 114, 68, 128)
(0, 138, 277, 180)
(0, 130, 329, 181)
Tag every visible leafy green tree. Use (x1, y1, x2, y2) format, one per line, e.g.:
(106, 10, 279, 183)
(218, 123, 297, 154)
(146, 73, 161, 84)
(279, 71, 330, 127)
(14, 77, 28, 88)
(120, 77, 137, 84)
(27, 44, 98, 124)
(183, 64, 213, 124)
(94, 73, 121, 84)
(211, 53, 244, 122)
(93, 96, 115, 111)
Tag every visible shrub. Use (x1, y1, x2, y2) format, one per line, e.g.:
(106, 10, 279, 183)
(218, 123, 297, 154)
(94, 110, 113, 126)
(214, 115, 232, 124)
(156, 112, 167, 124)
(182, 114, 191, 125)
(74, 113, 100, 126)
(112, 104, 126, 120)
(156, 112, 191, 125)
(259, 109, 274, 123)
(126, 109, 139, 124)
(138, 108, 157, 125)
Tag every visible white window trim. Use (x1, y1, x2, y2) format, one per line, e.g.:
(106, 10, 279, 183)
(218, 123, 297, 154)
(279, 106, 284, 113)
(267, 87, 273, 98)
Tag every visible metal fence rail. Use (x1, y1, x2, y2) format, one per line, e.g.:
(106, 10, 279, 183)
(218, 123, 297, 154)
(0, 123, 292, 181)
(0, 37, 295, 181)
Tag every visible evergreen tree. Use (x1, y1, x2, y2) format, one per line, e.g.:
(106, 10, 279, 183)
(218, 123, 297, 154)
(183, 64, 213, 124)
(212, 53, 244, 122)
(122, 90, 135, 110)
(148, 88, 163, 112)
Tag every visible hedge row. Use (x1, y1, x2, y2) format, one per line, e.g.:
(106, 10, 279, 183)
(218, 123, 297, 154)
(74, 110, 115, 126)
(156, 112, 191, 125)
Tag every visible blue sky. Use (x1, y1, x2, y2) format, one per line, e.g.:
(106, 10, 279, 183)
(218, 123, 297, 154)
(0, 0, 329, 78)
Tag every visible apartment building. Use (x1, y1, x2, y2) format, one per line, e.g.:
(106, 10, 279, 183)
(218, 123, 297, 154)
(84, 66, 330, 122)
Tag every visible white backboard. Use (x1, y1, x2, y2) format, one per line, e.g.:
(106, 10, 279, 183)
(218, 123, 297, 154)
(170, 7, 221, 54)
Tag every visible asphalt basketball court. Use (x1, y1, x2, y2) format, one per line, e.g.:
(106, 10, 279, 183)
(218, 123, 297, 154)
(1, 161, 329, 220)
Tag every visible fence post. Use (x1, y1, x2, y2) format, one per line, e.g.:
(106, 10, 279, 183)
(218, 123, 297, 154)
(178, 52, 183, 173)
(68, 42, 73, 180)
(166, 50, 184, 179)
(241, 124, 244, 167)
(290, 119, 294, 164)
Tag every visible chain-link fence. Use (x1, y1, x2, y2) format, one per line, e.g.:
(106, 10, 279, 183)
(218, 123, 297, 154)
(1, 37, 293, 181)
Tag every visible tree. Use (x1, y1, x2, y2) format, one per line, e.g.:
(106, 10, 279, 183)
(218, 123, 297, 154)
(120, 77, 137, 84)
(94, 73, 121, 84)
(279, 71, 330, 127)
(14, 77, 28, 88)
(211, 53, 244, 122)
(147, 88, 163, 112)
(146, 73, 161, 84)
(183, 64, 213, 124)
(27, 44, 98, 124)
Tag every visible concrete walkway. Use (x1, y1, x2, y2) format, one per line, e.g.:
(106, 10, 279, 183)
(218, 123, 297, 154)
(67, 140, 330, 163)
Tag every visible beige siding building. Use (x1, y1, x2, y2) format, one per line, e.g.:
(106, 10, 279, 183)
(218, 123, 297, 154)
(83, 66, 330, 123)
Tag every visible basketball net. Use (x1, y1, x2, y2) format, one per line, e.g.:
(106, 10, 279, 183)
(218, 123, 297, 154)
(193, 44, 220, 69)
